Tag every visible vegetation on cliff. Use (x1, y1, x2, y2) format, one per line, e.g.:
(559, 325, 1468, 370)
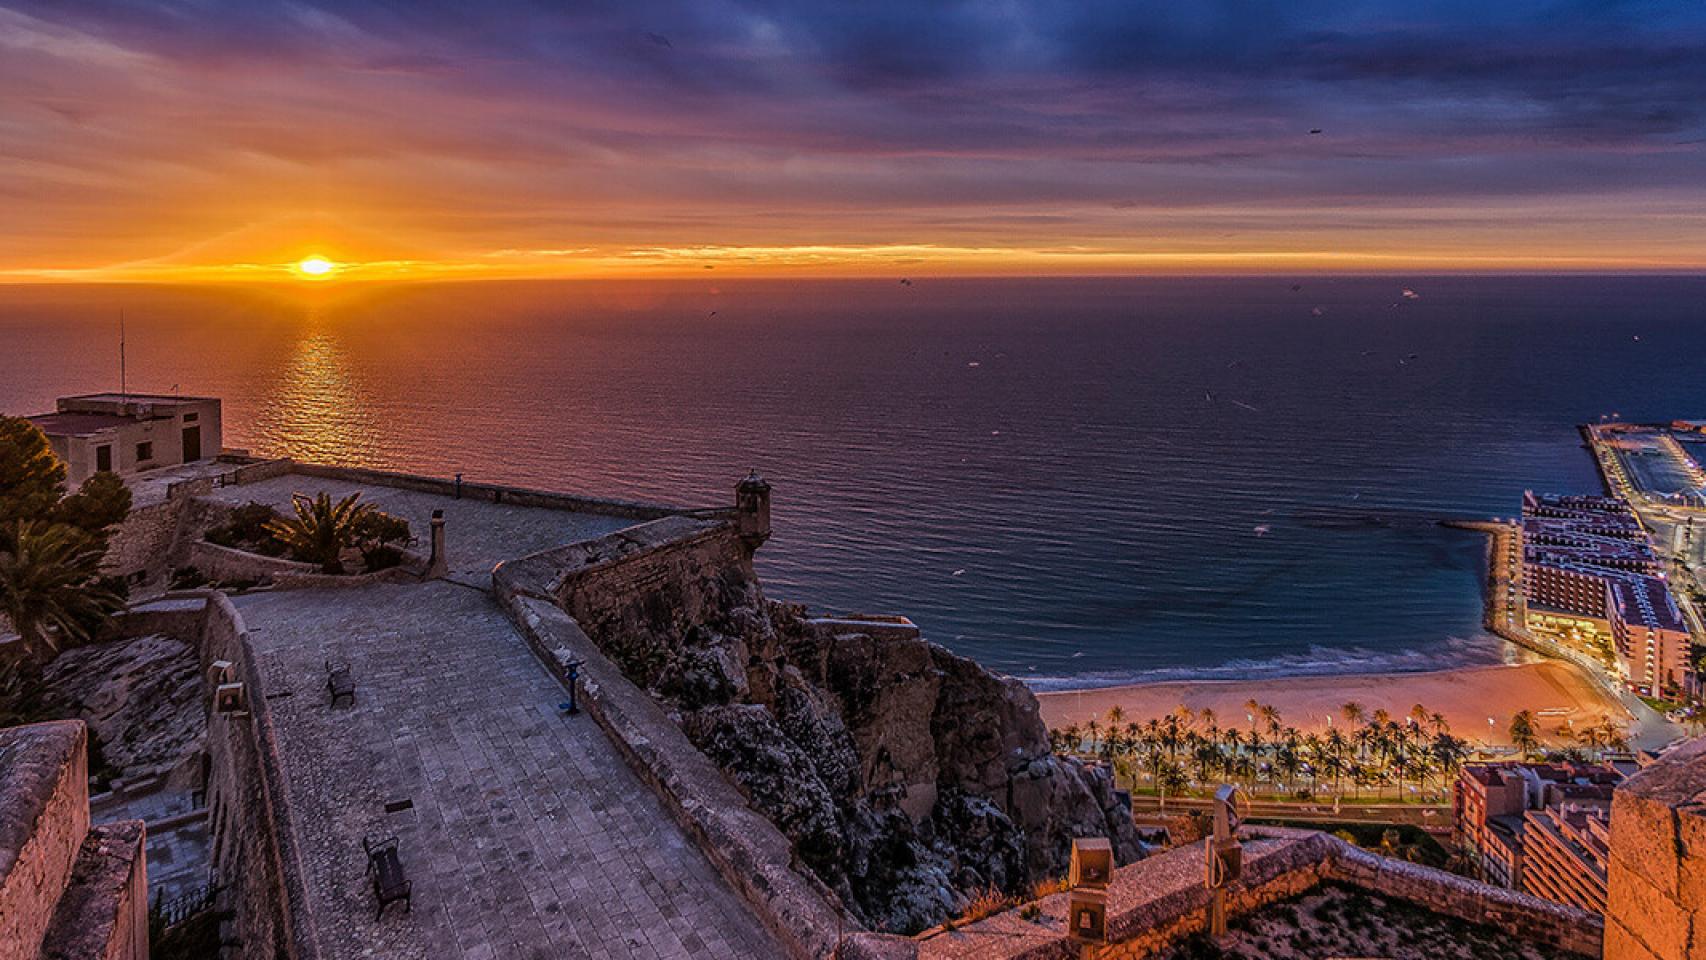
(557, 540, 1142, 934)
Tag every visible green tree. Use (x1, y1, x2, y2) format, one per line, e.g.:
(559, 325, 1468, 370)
(265, 492, 374, 573)
(1509, 710, 1541, 759)
(54, 471, 133, 545)
(351, 509, 411, 568)
(0, 416, 67, 527)
(0, 522, 125, 663)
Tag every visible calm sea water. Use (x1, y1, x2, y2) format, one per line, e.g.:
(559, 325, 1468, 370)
(2, 276, 1701, 687)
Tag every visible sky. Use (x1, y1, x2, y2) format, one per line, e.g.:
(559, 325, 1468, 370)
(3, 1, 1706, 280)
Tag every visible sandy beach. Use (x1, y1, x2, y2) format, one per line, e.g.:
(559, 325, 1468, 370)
(1035, 660, 1681, 750)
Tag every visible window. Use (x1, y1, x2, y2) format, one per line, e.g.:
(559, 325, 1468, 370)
(95, 445, 112, 472)
(136, 441, 153, 462)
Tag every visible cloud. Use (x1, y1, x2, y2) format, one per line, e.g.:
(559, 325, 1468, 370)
(0, 0, 1704, 273)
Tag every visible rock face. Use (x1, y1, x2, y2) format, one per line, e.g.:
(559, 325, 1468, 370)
(558, 531, 1141, 934)
(40, 634, 205, 790)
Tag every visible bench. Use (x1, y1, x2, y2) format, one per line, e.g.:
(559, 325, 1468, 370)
(362, 835, 412, 920)
(326, 660, 355, 708)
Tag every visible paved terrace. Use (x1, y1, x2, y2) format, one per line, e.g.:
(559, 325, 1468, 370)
(214, 480, 780, 960)
(201, 472, 636, 587)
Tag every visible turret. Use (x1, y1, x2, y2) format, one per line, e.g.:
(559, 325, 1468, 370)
(735, 471, 772, 549)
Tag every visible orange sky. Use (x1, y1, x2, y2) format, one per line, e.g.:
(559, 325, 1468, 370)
(4, 3, 1705, 281)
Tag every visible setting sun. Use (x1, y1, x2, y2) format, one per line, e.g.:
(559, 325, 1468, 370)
(295, 256, 336, 279)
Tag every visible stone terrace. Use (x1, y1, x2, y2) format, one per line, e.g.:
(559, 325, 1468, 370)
(200, 472, 637, 587)
(234, 580, 780, 960)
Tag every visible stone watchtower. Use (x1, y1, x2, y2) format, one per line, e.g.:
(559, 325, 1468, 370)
(736, 471, 772, 549)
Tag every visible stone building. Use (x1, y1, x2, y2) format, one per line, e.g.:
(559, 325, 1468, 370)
(1605, 736, 1706, 959)
(27, 393, 221, 486)
(0, 720, 149, 960)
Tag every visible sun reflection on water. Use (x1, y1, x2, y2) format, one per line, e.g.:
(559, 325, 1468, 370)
(252, 321, 381, 464)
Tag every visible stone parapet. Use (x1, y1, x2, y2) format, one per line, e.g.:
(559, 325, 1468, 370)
(1606, 736, 1706, 960)
(0, 720, 91, 960)
(909, 828, 1601, 960)
(495, 533, 855, 960)
(38, 820, 148, 960)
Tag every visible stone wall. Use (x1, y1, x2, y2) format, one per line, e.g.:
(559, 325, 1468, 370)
(127, 592, 313, 960)
(103, 499, 183, 585)
(497, 508, 1140, 939)
(38, 820, 149, 960)
(0, 721, 151, 960)
(878, 828, 1602, 960)
(1605, 736, 1706, 960)
(496, 553, 852, 960)
(287, 461, 688, 521)
(187, 540, 319, 583)
(0, 721, 90, 960)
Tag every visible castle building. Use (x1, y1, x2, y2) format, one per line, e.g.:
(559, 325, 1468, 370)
(26, 393, 222, 486)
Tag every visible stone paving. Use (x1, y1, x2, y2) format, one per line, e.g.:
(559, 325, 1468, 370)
(231, 578, 781, 958)
(202, 474, 637, 586)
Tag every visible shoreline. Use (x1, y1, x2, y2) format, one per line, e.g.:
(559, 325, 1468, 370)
(1032, 659, 1682, 751)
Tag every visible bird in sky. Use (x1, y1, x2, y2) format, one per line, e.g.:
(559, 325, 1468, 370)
(645, 32, 672, 48)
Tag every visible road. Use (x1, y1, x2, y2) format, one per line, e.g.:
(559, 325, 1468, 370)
(1129, 794, 1453, 834)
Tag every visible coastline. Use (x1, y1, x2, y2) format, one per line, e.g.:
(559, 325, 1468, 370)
(1032, 659, 1681, 751)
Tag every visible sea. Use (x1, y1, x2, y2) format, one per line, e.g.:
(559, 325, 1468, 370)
(2, 275, 1702, 689)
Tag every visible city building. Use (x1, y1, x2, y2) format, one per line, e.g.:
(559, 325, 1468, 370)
(1519, 491, 1693, 695)
(26, 393, 222, 485)
(1453, 761, 1620, 912)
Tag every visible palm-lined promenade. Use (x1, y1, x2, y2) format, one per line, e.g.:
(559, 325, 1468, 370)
(1049, 693, 1632, 812)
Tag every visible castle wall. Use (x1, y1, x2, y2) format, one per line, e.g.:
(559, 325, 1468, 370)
(494, 517, 852, 960)
(0, 721, 90, 960)
(194, 591, 310, 960)
(1605, 737, 1706, 960)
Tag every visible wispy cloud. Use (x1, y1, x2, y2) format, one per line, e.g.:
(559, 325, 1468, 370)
(2, 0, 1704, 275)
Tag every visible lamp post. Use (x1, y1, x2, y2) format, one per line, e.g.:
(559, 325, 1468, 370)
(561, 658, 586, 716)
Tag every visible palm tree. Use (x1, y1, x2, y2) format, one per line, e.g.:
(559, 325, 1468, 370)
(0, 521, 124, 663)
(1341, 701, 1368, 728)
(265, 492, 374, 573)
(1105, 705, 1125, 728)
(1245, 698, 1261, 734)
(1509, 710, 1541, 759)
(1085, 718, 1102, 754)
(1260, 703, 1283, 736)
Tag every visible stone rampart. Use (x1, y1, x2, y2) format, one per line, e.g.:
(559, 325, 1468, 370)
(0, 721, 90, 960)
(286, 461, 689, 521)
(126, 592, 315, 960)
(1605, 736, 1706, 960)
(38, 820, 149, 960)
(102, 499, 181, 584)
(494, 518, 855, 960)
(878, 827, 1602, 960)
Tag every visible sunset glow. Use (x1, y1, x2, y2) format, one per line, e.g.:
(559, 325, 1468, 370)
(295, 256, 336, 279)
(1, 3, 1703, 281)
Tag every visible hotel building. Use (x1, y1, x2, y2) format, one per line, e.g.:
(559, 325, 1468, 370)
(1519, 491, 1693, 695)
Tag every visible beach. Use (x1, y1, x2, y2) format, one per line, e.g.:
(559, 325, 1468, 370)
(1034, 660, 1682, 751)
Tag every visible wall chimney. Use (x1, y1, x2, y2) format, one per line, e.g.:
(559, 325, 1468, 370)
(426, 509, 449, 578)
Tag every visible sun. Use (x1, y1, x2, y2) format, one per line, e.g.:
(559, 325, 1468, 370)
(294, 255, 337, 279)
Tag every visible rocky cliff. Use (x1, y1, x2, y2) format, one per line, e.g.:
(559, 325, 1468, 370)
(554, 527, 1140, 933)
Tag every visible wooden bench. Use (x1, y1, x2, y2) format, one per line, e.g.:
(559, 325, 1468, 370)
(326, 660, 355, 708)
(362, 835, 412, 920)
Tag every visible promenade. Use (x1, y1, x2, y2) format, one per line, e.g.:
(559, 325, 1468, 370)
(220, 482, 781, 959)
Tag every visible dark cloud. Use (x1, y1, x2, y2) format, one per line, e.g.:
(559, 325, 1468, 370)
(1, 0, 1704, 269)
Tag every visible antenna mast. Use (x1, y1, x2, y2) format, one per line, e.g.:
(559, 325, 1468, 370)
(119, 310, 127, 400)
